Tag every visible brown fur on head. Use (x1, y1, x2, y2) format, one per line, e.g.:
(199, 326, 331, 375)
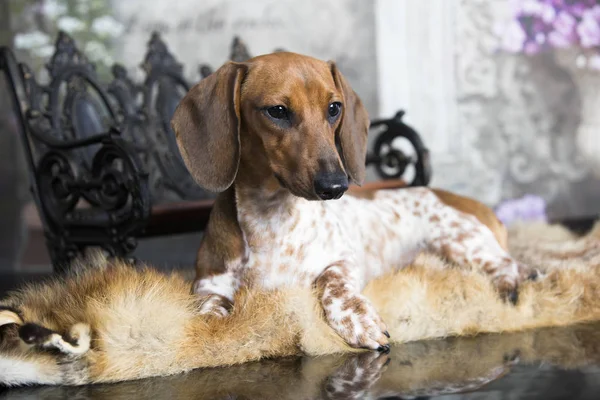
(171, 52, 370, 200)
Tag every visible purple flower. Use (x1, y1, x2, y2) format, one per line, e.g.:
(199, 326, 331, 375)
(548, 30, 575, 46)
(548, 10, 579, 47)
(521, 0, 545, 15)
(495, 195, 548, 227)
(554, 10, 578, 36)
(524, 41, 543, 53)
(500, 0, 600, 56)
(577, 6, 600, 47)
(502, 20, 528, 52)
(541, 3, 558, 23)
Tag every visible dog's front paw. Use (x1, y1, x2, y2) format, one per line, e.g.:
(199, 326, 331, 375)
(197, 294, 232, 317)
(324, 294, 390, 351)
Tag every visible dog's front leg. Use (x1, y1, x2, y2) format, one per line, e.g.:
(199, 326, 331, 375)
(192, 272, 240, 317)
(316, 263, 390, 351)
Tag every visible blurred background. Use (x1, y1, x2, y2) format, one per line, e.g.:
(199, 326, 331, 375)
(1, 0, 599, 272)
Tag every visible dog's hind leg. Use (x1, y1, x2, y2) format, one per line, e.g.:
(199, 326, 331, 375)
(420, 191, 528, 304)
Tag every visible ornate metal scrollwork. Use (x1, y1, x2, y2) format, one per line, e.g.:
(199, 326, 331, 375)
(36, 151, 80, 215)
(367, 110, 432, 186)
(137, 32, 215, 202)
(230, 36, 252, 62)
(46, 31, 95, 78)
(0, 32, 151, 272)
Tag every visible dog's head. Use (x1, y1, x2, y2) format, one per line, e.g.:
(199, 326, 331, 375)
(171, 52, 369, 201)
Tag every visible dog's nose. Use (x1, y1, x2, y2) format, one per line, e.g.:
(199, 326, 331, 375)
(313, 173, 349, 200)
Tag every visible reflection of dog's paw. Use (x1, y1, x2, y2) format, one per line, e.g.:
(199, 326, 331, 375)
(503, 349, 521, 365)
(323, 351, 390, 400)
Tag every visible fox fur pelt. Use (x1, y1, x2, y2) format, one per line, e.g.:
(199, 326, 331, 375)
(0, 222, 599, 386)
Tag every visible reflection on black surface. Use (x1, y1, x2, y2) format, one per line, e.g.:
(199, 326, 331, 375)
(2, 322, 600, 399)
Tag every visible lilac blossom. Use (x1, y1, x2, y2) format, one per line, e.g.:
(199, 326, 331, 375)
(495, 195, 548, 227)
(577, 6, 600, 47)
(500, 0, 600, 61)
(502, 20, 528, 52)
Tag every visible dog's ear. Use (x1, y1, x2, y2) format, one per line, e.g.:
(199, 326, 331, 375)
(329, 62, 369, 186)
(171, 62, 247, 192)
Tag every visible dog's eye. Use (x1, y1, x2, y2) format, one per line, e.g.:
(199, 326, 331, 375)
(328, 102, 342, 118)
(266, 105, 289, 120)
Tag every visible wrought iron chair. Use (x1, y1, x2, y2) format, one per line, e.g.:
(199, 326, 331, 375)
(0, 32, 431, 272)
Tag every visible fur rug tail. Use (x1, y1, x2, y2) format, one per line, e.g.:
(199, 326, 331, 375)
(0, 310, 92, 386)
(0, 255, 310, 385)
(0, 352, 66, 387)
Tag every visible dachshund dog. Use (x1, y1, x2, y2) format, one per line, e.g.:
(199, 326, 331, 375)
(171, 51, 529, 352)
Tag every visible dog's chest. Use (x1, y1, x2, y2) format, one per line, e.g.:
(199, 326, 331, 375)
(238, 200, 353, 289)
(236, 188, 432, 290)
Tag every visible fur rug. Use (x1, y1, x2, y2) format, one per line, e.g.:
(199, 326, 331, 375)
(3, 322, 600, 398)
(0, 222, 599, 386)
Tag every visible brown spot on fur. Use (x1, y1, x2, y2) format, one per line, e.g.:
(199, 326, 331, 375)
(429, 215, 441, 223)
(482, 261, 496, 274)
(455, 231, 474, 242)
(341, 316, 353, 330)
(289, 215, 301, 232)
(297, 244, 308, 260)
(342, 297, 367, 315)
(329, 285, 349, 299)
(284, 244, 294, 257)
(278, 263, 289, 273)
